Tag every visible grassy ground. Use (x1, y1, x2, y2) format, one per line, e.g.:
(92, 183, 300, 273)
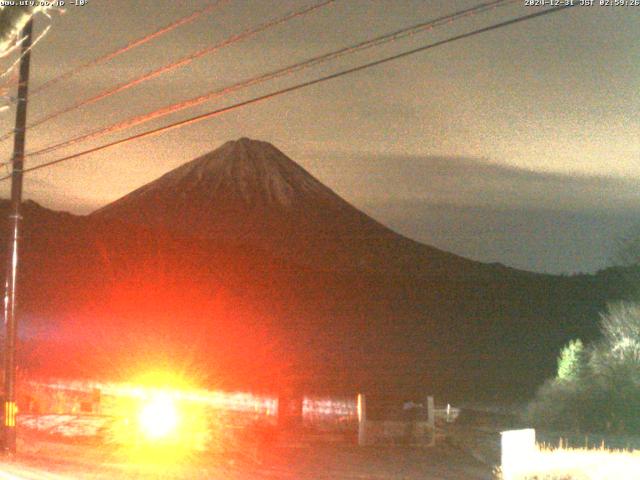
(443, 404, 640, 480)
(496, 444, 640, 480)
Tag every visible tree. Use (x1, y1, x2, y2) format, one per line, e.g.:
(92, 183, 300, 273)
(557, 339, 587, 382)
(527, 302, 640, 433)
(598, 302, 640, 365)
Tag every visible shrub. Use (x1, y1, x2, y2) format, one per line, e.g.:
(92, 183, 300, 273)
(526, 302, 640, 434)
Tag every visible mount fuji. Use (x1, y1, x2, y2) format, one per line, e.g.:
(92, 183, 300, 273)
(0, 138, 633, 398)
(92, 138, 480, 276)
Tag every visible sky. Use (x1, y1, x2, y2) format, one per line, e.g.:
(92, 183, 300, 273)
(0, 0, 638, 274)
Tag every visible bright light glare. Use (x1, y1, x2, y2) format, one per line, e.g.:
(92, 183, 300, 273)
(139, 393, 179, 440)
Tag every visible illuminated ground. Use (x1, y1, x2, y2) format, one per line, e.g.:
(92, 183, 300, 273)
(0, 432, 492, 479)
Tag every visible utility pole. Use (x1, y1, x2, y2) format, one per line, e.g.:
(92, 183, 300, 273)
(3, 18, 33, 455)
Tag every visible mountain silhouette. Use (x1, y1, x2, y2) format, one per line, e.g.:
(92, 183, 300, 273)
(0, 138, 635, 399)
(92, 138, 477, 276)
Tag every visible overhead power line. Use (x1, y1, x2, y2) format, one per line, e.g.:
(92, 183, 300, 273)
(29, 0, 230, 96)
(26, 0, 515, 158)
(0, 5, 573, 182)
(0, 0, 335, 144)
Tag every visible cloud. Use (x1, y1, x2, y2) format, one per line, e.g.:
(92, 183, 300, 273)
(307, 153, 640, 215)
(360, 200, 639, 274)
(304, 153, 640, 274)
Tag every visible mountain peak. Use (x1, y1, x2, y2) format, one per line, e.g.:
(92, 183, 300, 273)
(91, 138, 464, 272)
(94, 138, 332, 215)
(219, 137, 279, 159)
(233, 136, 265, 147)
(168, 137, 335, 208)
(92, 138, 355, 226)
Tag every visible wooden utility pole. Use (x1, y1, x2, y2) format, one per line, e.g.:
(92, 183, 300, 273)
(3, 18, 33, 455)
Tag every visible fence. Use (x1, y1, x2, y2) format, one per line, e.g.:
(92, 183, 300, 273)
(17, 380, 457, 448)
(17, 380, 357, 438)
(355, 393, 457, 446)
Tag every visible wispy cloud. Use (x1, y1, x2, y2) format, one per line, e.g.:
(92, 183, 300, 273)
(306, 153, 640, 215)
(304, 153, 640, 274)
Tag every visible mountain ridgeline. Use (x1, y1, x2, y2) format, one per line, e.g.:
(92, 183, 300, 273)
(93, 138, 475, 277)
(1, 138, 636, 400)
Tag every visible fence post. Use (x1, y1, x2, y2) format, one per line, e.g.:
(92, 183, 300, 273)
(357, 393, 367, 446)
(426, 395, 435, 446)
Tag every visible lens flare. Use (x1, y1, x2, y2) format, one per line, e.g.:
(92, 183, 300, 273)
(138, 393, 179, 440)
(99, 371, 214, 467)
